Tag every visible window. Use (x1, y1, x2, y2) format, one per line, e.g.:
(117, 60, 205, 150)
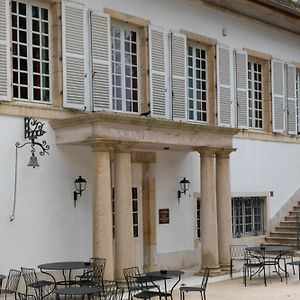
(132, 187, 138, 237)
(12, 1, 50, 103)
(248, 59, 264, 129)
(232, 196, 265, 238)
(187, 44, 208, 122)
(297, 71, 300, 133)
(111, 24, 139, 113)
(196, 198, 201, 239)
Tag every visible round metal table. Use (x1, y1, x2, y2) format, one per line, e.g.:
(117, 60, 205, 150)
(38, 261, 93, 286)
(146, 270, 184, 300)
(55, 286, 100, 299)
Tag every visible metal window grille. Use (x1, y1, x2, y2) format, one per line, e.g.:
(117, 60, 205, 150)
(296, 72, 300, 133)
(12, 1, 50, 103)
(111, 25, 139, 113)
(196, 198, 201, 239)
(232, 196, 265, 238)
(132, 187, 138, 237)
(248, 60, 263, 129)
(187, 45, 208, 122)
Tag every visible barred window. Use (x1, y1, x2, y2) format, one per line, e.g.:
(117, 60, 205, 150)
(232, 196, 265, 238)
(248, 60, 263, 129)
(187, 44, 208, 122)
(196, 198, 201, 239)
(297, 71, 300, 133)
(132, 187, 138, 238)
(12, 1, 50, 103)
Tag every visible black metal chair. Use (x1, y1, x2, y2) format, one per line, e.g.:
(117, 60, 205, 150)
(93, 280, 123, 300)
(0, 269, 21, 300)
(123, 267, 161, 300)
(230, 244, 247, 278)
(21, 267, 55, 300)
(77, 257, 106, 287)
(179, 267, 210, 300)
(243, 250, 266, 287)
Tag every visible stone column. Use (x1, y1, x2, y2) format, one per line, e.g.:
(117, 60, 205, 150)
(92, 142, 114, 280)
(197, 147, 221, 275)
(114, 143, 135, 280)
(216, 148, 236, 271)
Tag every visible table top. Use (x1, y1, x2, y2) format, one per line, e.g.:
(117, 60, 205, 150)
(0, 274, 5, 280)
(146, 270, 184, 278)
(246, 246, 294, 253)
(38, 261, 93, 270)
(55, 287, 100, 296)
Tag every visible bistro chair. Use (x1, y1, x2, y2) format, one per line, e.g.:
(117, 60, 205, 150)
(243, 249, 266, 287)
(179, 267, 210, 300)
(123, 267, 161, 300)
(0, 269, 21, 300)
(21, 267, 55, 300)
(77, 257, 106, 287)
(94, 280, 123, 300)
(230, 244, 247, 278)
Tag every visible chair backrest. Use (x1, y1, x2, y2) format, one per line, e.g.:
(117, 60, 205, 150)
(100, 280, 118, 300)
(21, 267, 38, 286)
(90, 257, 106, 279)
(230, 244, 247, 260)
(201, 267, 210, 290)
(5, 269, 21, 293)
(123, 267, 142, 294)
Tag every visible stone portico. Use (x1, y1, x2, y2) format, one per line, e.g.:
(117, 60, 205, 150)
(50, 112, 238, 279)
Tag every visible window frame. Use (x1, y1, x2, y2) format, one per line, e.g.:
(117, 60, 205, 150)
(232, 195, 266, 238)
(187, 41, 209, 123)
(296, 69, 300, 134)
(247, 57, 264, 130)
(11, 0, 52, 104)
(111, 20, 141, 114)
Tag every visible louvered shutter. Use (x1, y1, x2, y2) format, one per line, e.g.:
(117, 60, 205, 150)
(0, 0, 10, 101)
(217, 45, 233, 127)
(62, 0, 87, 109)
(171, 32, 187, 121)
(286, 64, 297, 135)
(272, 59, 285, 133)
(91, 11, 111, 111)
(234, 50, 248, 128)
(149, 25, 168, 118)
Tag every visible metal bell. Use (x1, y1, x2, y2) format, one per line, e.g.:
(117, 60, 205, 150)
(27, 153, 39, 168)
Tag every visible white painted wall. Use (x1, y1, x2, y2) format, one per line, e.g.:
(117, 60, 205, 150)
(0, 116, 94, 274)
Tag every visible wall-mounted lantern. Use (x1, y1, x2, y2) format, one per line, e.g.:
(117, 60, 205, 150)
(74, 176, 87, 207)
(177, 177, 190, 201)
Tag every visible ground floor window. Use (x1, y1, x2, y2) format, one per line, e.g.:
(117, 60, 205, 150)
(196, 198, 201, 239)
(232, 196, 265, 238)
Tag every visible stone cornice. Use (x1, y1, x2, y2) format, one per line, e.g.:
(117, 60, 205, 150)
(50, 111, 239, 136)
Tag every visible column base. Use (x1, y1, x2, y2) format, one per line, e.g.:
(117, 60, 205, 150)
(197, 265, 222, 276)
(219, 263, 230, 272)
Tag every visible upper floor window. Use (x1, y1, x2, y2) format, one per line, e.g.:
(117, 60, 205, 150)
(12, 1, 50, 103)
(232, 196, 265, 238)
(248, 59, 263, 129)
(111, 24, 139, 113)
(187, 44, 208, 122)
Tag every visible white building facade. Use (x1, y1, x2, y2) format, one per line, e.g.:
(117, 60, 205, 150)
(0, 0, 300, 280)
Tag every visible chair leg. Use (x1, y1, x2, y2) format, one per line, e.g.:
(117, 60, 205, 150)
(230, 259, 233, 278)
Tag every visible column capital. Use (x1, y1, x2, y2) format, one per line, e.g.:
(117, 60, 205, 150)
(194, 146, 218, 157)
(114, 142, 136, 153)
(88, 138, 118, 152)
(216, 147, 237, 158)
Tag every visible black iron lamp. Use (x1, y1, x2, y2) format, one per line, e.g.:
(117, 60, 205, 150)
(74, 176, 87, 207)
(177, 177, 190, 201)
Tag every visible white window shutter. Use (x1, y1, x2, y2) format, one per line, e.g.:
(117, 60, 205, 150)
(286, 64, 297, 135)
(62, 0, 88, 110)
(0, 0, 10, 101)
(149, 25, 168, 118)
(90, 11, 111, 112)
(217, 44, 233, 127)
(271, 59, 285, 133)
(171, 32, 187, 121)
(234, 50, 248, 129)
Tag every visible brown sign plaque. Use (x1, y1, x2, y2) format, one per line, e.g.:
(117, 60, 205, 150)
(159, 208, 170, 224)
